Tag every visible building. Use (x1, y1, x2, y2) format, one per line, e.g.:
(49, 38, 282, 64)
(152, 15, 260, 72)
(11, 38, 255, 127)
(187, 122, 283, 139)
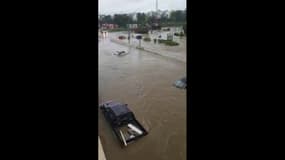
(127, 24, 138, 29)
(101, 23, 118, 30)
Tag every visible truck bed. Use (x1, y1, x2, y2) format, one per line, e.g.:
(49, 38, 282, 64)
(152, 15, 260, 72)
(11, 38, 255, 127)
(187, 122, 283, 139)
(100, 101, 148, 147)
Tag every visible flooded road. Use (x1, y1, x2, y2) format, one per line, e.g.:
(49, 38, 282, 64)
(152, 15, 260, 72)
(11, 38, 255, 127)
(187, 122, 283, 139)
(99, 36, 186, 160)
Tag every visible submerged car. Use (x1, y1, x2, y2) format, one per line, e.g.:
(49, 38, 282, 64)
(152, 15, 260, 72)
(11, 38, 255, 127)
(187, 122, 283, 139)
(99, 101, 148, 147)
(114, 51, 127, 56)
(174, 77, 187, 89)
(118, 35, 126, 40)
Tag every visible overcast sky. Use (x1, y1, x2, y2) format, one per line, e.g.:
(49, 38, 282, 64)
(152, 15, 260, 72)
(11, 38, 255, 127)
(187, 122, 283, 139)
(99, 0, 186, 15)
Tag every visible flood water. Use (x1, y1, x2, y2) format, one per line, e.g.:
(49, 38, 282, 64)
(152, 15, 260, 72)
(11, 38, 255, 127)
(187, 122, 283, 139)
(99, 34, 186, 160)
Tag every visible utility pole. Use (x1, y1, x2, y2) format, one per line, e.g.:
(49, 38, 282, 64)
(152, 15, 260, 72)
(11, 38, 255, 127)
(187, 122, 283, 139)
(156, 0, 158, 12)
(128, 16, 131, 44)
(127, 23, 130, 43)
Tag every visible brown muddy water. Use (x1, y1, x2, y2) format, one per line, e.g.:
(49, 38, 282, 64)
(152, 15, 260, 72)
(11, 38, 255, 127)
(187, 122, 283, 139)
(99, 36, 186, 160)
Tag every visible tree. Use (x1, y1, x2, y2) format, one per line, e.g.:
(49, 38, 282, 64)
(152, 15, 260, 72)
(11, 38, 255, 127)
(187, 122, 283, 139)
(170, 10, 186, 22)
(137, 13, 147, 25)
(99, 9, 186, 28)
(101, 15, 112, 24)
(160, 12, 169, 23)
(113, 14, 132, 28)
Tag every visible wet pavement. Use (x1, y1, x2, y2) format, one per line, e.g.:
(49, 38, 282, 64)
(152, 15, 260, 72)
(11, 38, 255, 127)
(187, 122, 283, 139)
(99, 34, 186, 160)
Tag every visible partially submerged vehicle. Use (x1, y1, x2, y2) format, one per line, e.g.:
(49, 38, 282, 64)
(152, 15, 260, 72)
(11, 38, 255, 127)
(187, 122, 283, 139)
(118, 35, 126, 40)
(114, 51, 128, 56)
(174, 77, 187, 89)
(134, 27, 149, 34)
(100, 101, 148, 147)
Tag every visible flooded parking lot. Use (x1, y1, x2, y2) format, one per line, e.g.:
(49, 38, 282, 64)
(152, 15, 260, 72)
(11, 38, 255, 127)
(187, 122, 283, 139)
(99, 35, 186, 160)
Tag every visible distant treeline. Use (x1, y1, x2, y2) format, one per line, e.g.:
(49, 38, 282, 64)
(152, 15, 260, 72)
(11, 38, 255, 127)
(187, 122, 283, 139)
(99, 10, 186, 28)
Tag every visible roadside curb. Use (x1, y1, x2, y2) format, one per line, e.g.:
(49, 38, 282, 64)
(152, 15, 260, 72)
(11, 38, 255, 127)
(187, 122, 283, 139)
(99, 137, 107, 160)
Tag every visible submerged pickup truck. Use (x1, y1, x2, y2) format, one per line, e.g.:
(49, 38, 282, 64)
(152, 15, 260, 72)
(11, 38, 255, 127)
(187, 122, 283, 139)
(99, 101, 148, 147)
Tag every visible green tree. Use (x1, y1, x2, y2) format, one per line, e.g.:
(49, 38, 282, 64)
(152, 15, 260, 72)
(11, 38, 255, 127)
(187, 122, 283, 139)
(170, 10, 186, 22)
(160, 12, 169, 23)
(113, 14, 132, 28)
(137, 13, 147, 25)
(101, 15, 113, 24)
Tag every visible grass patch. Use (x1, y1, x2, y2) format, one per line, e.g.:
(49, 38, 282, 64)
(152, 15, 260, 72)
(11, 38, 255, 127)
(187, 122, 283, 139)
(143, 37, 151, 42)
(158, 39, 179, 46)
(161, 22, 186, 27)
(108, 28, 127, 32)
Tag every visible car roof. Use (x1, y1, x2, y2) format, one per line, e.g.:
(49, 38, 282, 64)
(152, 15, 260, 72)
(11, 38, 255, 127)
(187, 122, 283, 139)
(105, 102, 132, 117)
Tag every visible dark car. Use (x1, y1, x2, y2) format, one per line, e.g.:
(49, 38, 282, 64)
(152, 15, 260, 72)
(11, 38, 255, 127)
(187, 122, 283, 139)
(118, 35, 126, 40)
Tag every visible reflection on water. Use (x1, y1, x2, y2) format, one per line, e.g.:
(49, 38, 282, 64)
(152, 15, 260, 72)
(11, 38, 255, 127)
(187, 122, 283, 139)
(99, 36, 186, 160)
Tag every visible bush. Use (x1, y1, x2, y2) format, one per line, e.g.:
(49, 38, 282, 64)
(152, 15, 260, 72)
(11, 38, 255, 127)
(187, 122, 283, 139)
(143, 37, 151, 42)
(162, 28, 170, 31)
